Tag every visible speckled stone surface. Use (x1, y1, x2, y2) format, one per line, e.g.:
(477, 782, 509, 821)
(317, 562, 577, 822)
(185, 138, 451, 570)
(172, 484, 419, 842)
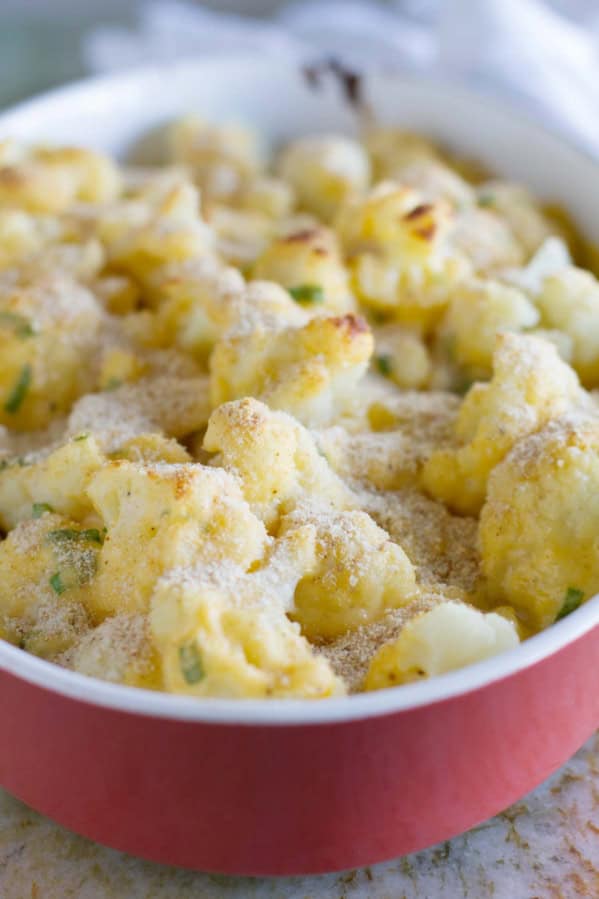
(2, 734, 599, 898)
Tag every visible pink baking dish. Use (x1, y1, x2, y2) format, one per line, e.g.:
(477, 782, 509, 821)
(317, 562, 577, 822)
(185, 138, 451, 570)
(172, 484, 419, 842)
(1, 58, 599, 877)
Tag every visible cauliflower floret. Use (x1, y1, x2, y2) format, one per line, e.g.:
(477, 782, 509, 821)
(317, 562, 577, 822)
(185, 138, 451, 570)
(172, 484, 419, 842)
(203, 398, 354, 529)
(252, 226, 355, 314)
(85, 461, 268, 618)
(421, 333, 587, 514)
(0, 144, 121, 213)
(0, 513, 97, 656)
(536, 266, 599, 386)
(0, 210, 64, 270)
(502, 236, 571, 295)
(67, 374, 212, 451)
(277, 134, 370, 222)
(395, 159, 476, 208)
(365, 601, 519, 689)
(111, 433, 191, 465)
(210, 312, 373, 427)
(476, 181, 559, 256)
(153, 256, 245, 358)
(450, 207, 525, 273)
(480, 413, 599, 630)
(371, 324, 432, 389)
(151, 528, 343, 698)
(170, 115, 262, 202)
(0, 271, 103, 429)
(155, 259, 305, 360)
(0, 434, 104, 531)
(363, 128, 440, 181)
(440, 279, 539, 374)
(281, 505, 417, 638)
(98, 180, 214, 286)
(60, 613, 160, 688)
(236, 174, 295, 219)
(336, 182, 471, 330)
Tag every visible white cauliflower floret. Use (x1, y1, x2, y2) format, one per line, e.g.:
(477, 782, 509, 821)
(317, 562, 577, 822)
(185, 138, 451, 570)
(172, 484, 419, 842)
(0, 513, 96, 656)
(476, 181, 559, 256)
(278, 134, 370, 222)
(480, 413, 599, 630)
(253, 226, 355, 314)
(440, 279, 539, 373)
(0, 435, 104, 531)
(150, 528, 343, 698)
(421, 333, 588, 514)
(365, 601, 519, 689)
(395, 159, 476, 208)
(336, 182, 471, 330)
(169, 115, 263, 202)
(536, 266, 599, 386)
(210, 312, 373, 427)
(0, 271, 103, 430)
(98, 180, 214, 285)
(451, 207, 525, 273)
(281, 505, 417, 638)
(203, 398, 354, 529)
(363, 127, 440, 181)
(0, 144, 121, 213)
(85, 461, 268, 618)
(67, 374, 212, 451)
(60, 613, 160, 688)
(371, 324, 432, 389)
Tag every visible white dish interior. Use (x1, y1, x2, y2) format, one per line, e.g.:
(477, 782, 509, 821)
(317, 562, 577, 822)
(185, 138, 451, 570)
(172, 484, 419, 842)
(0, 56, 597, 724)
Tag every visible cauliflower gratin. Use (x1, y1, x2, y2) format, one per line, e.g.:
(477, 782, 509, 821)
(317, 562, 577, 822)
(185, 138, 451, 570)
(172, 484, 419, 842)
(0, 119, 597, 701)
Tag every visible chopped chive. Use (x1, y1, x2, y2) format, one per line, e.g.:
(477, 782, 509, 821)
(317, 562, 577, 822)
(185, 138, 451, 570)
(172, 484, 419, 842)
(478, 193, 495, 208)
(47, 528, 105, 545)
(49, 572, 66, 595)
(179, 642, 205, 685)
(103, 377, 123, 392)
(0, 459, 8, 471)
(0, 311, 35, 338)
(73, 432, 89, 442)
(441, 334, 457, 361)
(556, 587, 584, 621)
(4, 364, 32, 414)
(288, 284, 325, 305)
(455, 376, 475, 396)
(32, 502, 54, 518)
(375, 354, 393, 377)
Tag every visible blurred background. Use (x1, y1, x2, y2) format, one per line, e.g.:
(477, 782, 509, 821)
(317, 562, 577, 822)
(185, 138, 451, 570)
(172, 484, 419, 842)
(1, 1, 598, 153)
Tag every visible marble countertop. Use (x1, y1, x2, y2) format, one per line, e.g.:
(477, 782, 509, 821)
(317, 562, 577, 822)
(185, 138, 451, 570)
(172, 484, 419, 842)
(2, 734, 599, 898)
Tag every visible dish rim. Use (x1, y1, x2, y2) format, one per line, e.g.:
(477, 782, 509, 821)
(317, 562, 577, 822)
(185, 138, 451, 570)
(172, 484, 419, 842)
(0, 57, 598, 726)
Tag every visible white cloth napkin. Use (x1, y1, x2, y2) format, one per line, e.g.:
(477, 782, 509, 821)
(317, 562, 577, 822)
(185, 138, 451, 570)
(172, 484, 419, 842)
(84, 0, 599, 156)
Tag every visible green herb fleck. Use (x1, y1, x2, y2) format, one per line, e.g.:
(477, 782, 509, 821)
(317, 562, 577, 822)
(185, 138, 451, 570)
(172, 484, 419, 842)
(179, 642, 205, 685)
(288, 284, 325, 305)
(32, 502, 54, 518)
(441, 334, 457, 361)
(73, 432, 89, 442)
(556, 587, 584, 621)
(49, 572, 66, 595)
(4, 364, 32, 414)
(375, 354, 393, 377)
(455, 376, 475, 396)
(0, 311, 35, 339)
(478, 193, 495, 208)
(103, 377, 122, 392)
(47, 528, 105, 545)
(0, 459, 8, 471)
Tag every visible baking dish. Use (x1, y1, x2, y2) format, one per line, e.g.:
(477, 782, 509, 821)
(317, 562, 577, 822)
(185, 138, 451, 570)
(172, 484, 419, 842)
(0, 57, 598, 876)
